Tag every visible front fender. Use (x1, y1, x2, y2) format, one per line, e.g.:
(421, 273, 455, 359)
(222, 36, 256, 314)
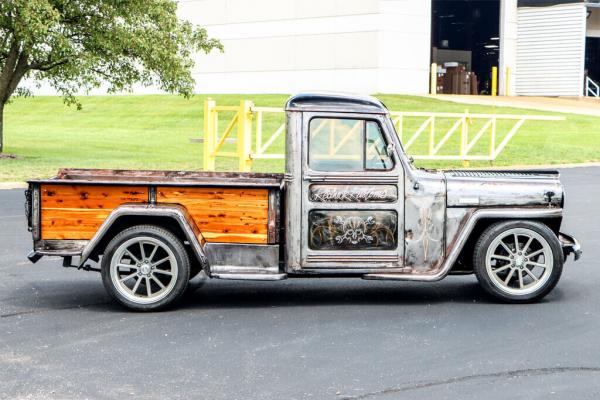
(364, 207, 563, 282)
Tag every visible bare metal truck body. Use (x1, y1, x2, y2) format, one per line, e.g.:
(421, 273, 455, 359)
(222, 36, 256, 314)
(26, 93, 581, 310)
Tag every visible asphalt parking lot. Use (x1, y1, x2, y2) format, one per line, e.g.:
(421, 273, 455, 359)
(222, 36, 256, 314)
(1, 167, 599, 400)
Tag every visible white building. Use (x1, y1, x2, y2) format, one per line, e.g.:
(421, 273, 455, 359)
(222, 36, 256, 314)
(179, 0, 432, 94)
(180, 0, 600, 97)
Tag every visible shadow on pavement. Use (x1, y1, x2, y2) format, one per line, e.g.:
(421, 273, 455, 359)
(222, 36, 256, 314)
(2, 274, 570, 317)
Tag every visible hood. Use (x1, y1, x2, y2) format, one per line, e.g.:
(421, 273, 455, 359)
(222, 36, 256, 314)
(444, 169, 564, 208)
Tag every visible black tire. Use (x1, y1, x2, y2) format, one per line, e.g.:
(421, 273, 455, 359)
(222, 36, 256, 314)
(101, 225, 190, 311)
(473, 220, 563, 303)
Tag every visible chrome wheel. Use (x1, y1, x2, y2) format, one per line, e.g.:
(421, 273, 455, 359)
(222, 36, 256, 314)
(485, 227, 553, 296)
(110, 236, 178, 305)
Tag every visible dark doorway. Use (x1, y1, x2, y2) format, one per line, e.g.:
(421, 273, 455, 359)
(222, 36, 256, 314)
(585, 37, 600, 83)
(431, 0, 501, 94)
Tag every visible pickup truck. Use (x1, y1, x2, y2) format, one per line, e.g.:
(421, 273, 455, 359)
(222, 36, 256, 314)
(25, 92, 582, 311)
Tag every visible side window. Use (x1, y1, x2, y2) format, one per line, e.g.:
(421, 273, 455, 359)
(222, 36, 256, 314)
(309, 118, 363, 171)
(309, 118, 393, 172)
(366, 121, 393, 170)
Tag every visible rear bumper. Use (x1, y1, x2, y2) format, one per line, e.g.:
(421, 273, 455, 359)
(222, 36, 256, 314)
(559, 232, 582, 261)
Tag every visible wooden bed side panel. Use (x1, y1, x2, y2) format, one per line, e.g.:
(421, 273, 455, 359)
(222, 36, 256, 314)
(41, 185, 147, 240)
(157, 187, 269, 244)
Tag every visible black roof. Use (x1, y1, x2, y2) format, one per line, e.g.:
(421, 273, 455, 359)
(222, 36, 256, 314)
(285, 92, 388, 114)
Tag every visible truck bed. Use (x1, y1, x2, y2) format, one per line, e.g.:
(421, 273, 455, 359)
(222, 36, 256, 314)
(29, 168, 283, 245)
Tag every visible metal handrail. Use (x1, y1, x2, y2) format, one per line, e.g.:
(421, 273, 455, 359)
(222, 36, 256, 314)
(586, 77, 600, 98)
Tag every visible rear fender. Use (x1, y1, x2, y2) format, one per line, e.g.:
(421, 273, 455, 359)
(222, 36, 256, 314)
(79, 203, 209, 272)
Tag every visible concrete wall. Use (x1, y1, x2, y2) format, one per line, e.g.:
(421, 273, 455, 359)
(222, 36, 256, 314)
(376, 0, 432, 94)
(180, 0, 432, 94)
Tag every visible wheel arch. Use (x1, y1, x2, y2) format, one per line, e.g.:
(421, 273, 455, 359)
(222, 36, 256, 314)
(450, 214, 563, 274)
(80, 204, 208, 271)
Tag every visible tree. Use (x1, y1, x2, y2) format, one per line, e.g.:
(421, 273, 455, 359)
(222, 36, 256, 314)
(0, 0, 222, 153)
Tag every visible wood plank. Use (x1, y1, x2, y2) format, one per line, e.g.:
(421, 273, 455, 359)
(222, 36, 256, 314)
(201, 232, 268, 243)
(41, 185, 147, 240)
(158, 187, 269, 244)
(40, 184, 271, 244)
(42, 185, 147, 209)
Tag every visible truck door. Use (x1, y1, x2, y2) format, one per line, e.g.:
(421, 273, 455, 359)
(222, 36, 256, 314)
(300, 113, 405, 271)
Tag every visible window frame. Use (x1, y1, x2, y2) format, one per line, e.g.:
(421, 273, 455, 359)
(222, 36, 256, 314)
(307, 116, 394, 173)
(364, 120, 394, 171)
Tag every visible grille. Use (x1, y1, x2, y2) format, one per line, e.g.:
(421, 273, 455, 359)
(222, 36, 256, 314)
(447, 170, 559, 179)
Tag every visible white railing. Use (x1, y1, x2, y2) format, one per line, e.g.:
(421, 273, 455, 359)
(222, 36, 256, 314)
(586, 76, 600, 98)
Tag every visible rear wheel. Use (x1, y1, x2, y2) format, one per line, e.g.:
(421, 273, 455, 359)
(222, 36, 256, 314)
(101, 225, 190, 311)
(473, 220, 563, 303)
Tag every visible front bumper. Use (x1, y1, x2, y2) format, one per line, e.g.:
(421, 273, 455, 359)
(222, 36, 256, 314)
(559, 232, 582, 261)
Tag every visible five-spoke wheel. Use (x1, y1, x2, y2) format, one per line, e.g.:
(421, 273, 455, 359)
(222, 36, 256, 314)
(474, 221, 563, 303)
(101, 225, 190, 311)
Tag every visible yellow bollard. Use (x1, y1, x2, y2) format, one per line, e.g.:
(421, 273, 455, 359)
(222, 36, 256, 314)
(237, 100, 254, 172)
(430, 63, 438, 95)
(203, 99, 216, 171)
(491, 67, 498, 97)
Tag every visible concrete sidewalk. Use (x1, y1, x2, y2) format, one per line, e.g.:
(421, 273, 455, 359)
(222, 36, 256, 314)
(0, 182, 27, 190)
(435, 94, 600, 117)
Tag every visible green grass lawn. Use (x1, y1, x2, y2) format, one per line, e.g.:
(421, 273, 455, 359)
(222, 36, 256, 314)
(1, 93, 599, 182)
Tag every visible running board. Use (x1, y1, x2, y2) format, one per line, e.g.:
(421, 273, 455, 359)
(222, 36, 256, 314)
(362, 273, 421, 281)
(212, 272, 287, 281)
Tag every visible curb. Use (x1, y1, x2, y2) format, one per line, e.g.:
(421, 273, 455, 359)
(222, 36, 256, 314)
(0, 182, 28, 190)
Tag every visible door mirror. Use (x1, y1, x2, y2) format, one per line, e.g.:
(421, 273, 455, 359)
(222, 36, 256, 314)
(386, 143, 395, 158)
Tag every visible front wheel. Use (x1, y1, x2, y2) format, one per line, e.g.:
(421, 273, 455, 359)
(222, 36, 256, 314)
(101, 225, 191, 311)
(473, 220, 563, 303)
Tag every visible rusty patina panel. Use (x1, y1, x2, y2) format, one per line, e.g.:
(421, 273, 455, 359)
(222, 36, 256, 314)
(404, 173, 446, 273)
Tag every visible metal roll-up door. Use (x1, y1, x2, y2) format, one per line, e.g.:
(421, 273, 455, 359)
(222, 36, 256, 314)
(516, 2, 586, 96)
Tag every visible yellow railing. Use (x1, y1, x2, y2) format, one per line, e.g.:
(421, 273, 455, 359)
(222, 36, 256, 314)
(390, 111, 565, 163)
(202, 99, 565, 171)
(203, 100, 285, 172)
